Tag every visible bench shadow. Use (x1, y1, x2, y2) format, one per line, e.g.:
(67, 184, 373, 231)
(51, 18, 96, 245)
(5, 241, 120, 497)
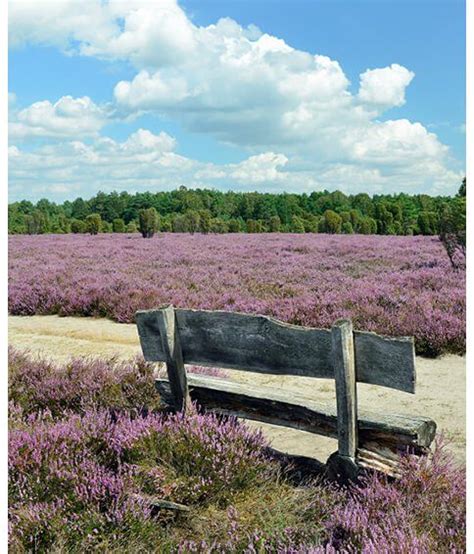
(264, 446, 327, 485)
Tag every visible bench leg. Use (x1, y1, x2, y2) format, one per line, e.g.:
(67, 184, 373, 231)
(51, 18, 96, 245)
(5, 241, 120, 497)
(156, 305, 191, 413)
(328, 319, 359, 483)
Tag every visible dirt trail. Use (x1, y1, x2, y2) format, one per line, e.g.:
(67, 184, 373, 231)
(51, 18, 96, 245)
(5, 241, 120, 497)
(9, 315, 466, 464)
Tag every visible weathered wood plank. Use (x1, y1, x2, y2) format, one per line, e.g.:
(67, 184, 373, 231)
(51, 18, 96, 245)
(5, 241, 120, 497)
(155, 375, 436, 449)
(356, 448, 403, 479)
(354, 331, 416, 393)
(332, 319, 358, 459)
(136, 308, 416, 393)
(155, 306, 190, 412)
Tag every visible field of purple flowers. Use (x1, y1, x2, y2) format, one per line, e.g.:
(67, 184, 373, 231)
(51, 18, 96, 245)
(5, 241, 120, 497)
(9, 349, 465, 552)
(9, 233, 465, 356)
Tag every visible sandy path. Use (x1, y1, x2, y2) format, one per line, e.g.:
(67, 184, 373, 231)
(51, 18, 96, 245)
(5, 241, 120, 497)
(9, 315, 465, 464)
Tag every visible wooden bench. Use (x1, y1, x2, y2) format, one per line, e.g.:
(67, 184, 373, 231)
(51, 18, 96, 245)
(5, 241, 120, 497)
(136, 305, 436, 483)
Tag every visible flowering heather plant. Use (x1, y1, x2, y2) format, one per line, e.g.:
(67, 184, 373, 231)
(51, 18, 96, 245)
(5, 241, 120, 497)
(325, 438, 466, 553)
(9, 350, 466, 552)
(10, 407, 272, 550)
(8, 348, 161, 417)
(175, 439, 466, 553)
(9, 233, 465, 356)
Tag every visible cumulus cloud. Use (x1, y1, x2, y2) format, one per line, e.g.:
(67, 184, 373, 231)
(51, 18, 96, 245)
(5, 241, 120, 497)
(8, 0, 117, 52)
(358, 64, 414, 109)
(344, 119, 448, 165)
(8, 0, 463, 196)
(9, 96, 108, 139)
(8, 128, 462, 201)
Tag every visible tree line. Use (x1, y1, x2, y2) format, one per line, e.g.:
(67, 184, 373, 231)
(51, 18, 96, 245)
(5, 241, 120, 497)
(8, 181, 466, 238)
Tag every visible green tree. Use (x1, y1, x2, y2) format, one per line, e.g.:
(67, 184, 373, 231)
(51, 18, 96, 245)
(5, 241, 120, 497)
(340, 211, 351, 224)
(70, 219, 87, 233)
(228, 219, 242, 233)
(210, 218, 229, 233)
(268, 215, 281, 232)
(101, 221, 113, 233)
(160, 218, 172, 232)
(322, 210, 342, 234)
(349, 209, 361, 232)
(439, 188, 466, 269)
(290, 215, 305, 233)
(8, 205, 27, 234)
(303, 215, 319, 233)
(8, 186, 468, 237)
(342, 221, 354, 234)
(112, 218, 126, 233)
(71, 197, 90, 220)
(417, 211, 438, 235)
(198, 210, 212, 233)
(172, 214, 188, 233)
(85, 214, 102, 235)
(25, 210, 49, 234)
(126, 221, 138, 233)
(139, 208, 159, 238)
(49, 213, 71, 234)
(184, 210, 201, 234)
(375, 203, 394, 235)
(246, 219, 258, 233)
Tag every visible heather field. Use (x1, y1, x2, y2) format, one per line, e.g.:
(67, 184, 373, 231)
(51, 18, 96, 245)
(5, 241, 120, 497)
(9, 233, 465, 356)
(8, 349, 465, 552)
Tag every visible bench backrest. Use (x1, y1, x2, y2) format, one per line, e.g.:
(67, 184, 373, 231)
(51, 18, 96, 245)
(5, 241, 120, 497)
(136, 307, 416, 393)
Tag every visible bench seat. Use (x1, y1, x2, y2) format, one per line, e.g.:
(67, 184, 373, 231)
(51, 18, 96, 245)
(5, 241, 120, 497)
(155, 374, 436, 457)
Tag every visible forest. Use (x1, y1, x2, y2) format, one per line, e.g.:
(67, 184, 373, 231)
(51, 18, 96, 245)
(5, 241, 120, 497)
(8, 179, 466, 236)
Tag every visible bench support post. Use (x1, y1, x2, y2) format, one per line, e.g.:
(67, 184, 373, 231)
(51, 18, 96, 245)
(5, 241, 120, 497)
(156, 305, 191, 413)
(327, 319, 360, 483)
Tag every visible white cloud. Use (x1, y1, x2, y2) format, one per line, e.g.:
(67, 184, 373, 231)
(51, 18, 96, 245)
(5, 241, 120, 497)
(8, 0, 118, 51)
(344, 119, 448, 165)
(8, 128, 463, 202)
(9, 96, 108, 139)
(8, 0, 464, 197)
(358, 64, 414, 109)
(229, 153, 288, 184)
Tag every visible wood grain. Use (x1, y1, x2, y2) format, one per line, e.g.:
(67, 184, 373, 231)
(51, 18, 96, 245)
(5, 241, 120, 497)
(154, 306, 190, 412)
(332, 319, 358, 458)
(154, 374, 436, 449)
(136, 307, 416, 393)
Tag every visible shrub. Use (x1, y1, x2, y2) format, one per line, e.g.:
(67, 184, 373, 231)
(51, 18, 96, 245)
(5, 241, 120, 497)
(70, 218, 86, 233)
(321, 210, 342, 234)
(228, 218, 242, 233)
(101, 220, 113, 233)
(290, 215, 305, 233)
(8, 350, 466, 552)
(341, 221, 354, 234)
(325, 439, 466, 553)
(210, 218, 229, 233)
(112, 218, 126, 233)
(8, 348, 160, 417)
(85, 213, 102, 235)
(25, 210, 49, 234)
(138, 208, 159, 238)
(268, 215, 281, 232)
(8, 234, 466, 355)
(9, 351, 271, 551)
(126, 220, 138, 233)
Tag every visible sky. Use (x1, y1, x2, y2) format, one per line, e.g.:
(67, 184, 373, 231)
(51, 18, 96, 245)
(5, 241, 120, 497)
(8, 0, 466, 203)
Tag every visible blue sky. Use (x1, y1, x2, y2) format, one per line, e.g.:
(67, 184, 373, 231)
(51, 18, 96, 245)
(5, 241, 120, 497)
(8, 0, 465, 202)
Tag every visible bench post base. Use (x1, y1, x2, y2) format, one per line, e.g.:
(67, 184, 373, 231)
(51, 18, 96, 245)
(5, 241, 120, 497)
(326, 452, 361, 485)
